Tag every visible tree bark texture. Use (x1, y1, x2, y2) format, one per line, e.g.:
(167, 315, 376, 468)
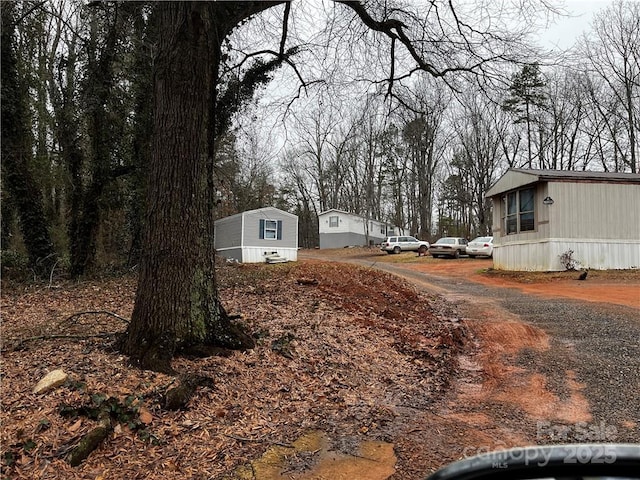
(120, 2, 285, 372)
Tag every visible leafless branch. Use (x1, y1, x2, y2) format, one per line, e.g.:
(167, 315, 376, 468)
(8, 333, 118, 352)
(57, 310, 131, 329)
(279, 1, 291, 56)
(11, 1, 48, 27)
(223, 48, 312, 101)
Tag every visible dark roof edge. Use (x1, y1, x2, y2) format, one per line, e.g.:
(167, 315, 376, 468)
(510, 168, 640, 182)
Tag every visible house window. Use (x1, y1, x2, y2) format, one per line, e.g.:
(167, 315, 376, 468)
(259, 219, 282, 240)
(329, 215, 339, 227)
(505, 187, 535, 234)
(264, 220, 278, 239)
(519, 188, 535, 231)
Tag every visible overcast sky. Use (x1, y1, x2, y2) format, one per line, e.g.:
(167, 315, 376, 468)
(539, 0, 615, 49)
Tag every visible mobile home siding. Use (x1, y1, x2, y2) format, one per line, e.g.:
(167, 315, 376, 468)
(214, 215, 243, 249)
(318, 209, 393, 248)
(214, 207, 298, 263)
(242, 209, 297, 249)
(493, 239, 640, 271)
(489, 169, 640, 271)
(319, 232, 372, 249)
(548, 182, 639, 240)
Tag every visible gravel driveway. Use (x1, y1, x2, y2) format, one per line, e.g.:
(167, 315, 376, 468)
(356, 260, 640, 445)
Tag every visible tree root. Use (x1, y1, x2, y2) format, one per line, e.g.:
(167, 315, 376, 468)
(164, 374, 213, 410)
(67, 415, 112, 467)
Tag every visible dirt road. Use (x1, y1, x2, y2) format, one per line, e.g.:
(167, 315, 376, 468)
(300, 249, 640, 476)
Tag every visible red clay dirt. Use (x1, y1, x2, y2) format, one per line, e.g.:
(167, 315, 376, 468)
(351, 251, 638, 424)
(401, 257, 640, 309)
(300, 249, 639, 477)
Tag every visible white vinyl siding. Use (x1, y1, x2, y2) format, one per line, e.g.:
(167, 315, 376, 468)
(488, 169, 640, 271)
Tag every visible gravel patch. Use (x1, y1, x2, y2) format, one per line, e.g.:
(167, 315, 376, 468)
(358, 261, 640, 444)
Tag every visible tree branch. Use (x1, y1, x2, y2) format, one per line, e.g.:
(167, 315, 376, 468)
(279, 1, 291, 56)
(335, 1, 442, 77)
(9, 333, 118, 352)
(11, 1, 47, 28)
(60, 310, 131, 325)
(336, 0, 529, 87)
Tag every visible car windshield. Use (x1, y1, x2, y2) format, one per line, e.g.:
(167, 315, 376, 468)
(471, 237, 492, 243)
(436, 238, 455, 244)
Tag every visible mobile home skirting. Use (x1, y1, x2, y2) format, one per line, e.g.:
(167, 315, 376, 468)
(216, 246, 297, 263)
(319, 232, 385, 249)
(493, 238, 640, 271)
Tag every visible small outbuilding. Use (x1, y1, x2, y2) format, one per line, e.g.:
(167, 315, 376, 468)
(214, 207, 298, 263)
(318, 209, 402, 249)
(486, 168, 640, 271)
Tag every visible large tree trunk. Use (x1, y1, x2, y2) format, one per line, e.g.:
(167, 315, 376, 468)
(119, 2, 284, 372)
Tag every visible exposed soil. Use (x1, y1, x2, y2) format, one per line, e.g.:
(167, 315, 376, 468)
(336, 246, 640, 308)
(2, 250, 638, 479)
(301, 248, 640, 472)
(409, 258, 639, 309)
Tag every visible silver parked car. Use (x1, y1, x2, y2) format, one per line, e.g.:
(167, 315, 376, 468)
(466, 236, 494, 258)
(429, 237, 468, 258)
(381, 236, 430, 254)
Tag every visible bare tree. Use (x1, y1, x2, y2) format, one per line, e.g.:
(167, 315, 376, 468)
(394, 78, 449, 239)
(279, 147, 319, 248)
(119, 2, 283, 372)
(117, 0, 559, 371)
(288, 98, 342, 213)
(580, 0, 640, 172)
(452, 93, 503, 235)
(542, 69, 589, 170)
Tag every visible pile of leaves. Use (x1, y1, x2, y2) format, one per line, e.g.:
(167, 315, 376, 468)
(1, 260, 466, 479)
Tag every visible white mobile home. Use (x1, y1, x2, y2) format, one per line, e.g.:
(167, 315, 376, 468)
(486, 168, 640, 271)
(214, 207, 298, 263)
(318, 209, 403, 249)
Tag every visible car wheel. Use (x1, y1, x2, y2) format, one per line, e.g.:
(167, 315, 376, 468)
(393, 246, 401, 254)
(418, 245, 427, 254)
(452, 250, 460, 259)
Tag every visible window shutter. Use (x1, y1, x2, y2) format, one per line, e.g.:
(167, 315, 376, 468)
(259, 219, 265, 239)
(277, 220, 283, 240)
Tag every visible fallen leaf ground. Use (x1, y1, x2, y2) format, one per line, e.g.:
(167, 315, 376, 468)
(1, 260, 466, 479)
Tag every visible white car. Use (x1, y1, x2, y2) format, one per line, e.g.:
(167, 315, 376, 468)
(466, 236, 494, 258)
(380, 236, 429, 254)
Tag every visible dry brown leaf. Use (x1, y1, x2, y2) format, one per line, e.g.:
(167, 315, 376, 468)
(139, 407, 153, 425)
(68, 419, 82, 433)
(1, 260, 466, 479)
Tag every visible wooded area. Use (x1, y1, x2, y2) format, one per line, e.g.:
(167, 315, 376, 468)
(2, 1, 639, 369)
(2, 2, 640, 473)
(2, 1, 638, 276)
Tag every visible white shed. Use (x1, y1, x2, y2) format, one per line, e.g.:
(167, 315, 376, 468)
(486, 168, 640, 271)
(214, 207, 298, 263)
(318, 209, 403, 249)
